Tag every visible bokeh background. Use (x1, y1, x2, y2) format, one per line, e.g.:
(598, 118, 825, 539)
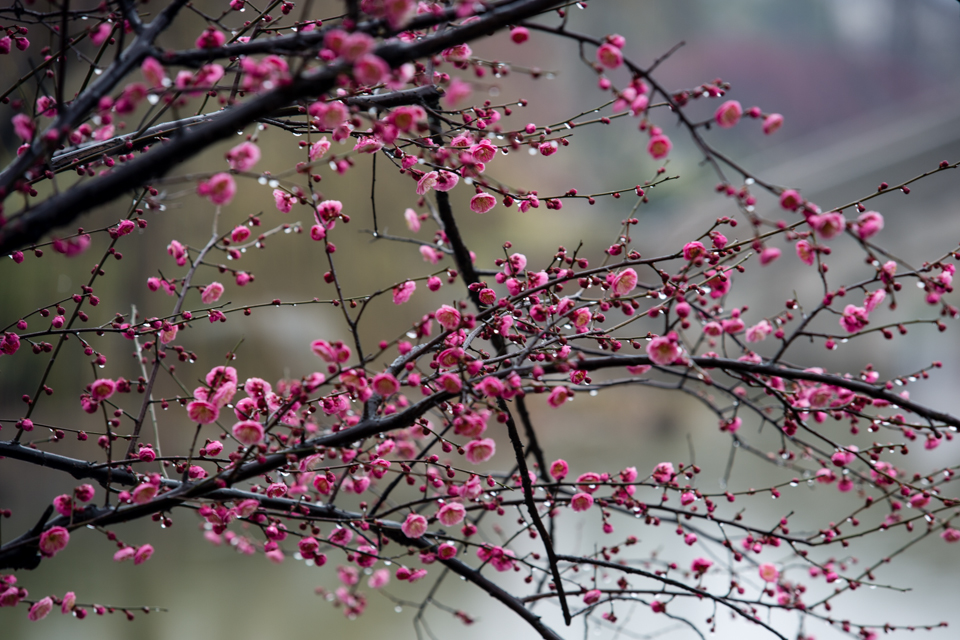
(2, 0, 960, 638)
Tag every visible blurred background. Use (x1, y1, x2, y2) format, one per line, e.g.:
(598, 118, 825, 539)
(2, 0, 960, 638)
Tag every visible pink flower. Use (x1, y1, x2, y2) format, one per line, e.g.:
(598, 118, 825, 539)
(570, 492, 594, 512)
(469, 192, 497, 214)
(647, 134, 672, 160)
(11, 113, 34, 143)
(596, 43, 623, 69)
(809, 211, 845, 239)
(691, 557, 713, 575)
(475, 376, 505, 398)
(434, 171, 459, 192)
(682, 241, 706, 262)
(39, 526, 70, 557)
(442, 77, 472, 109)
(52, 235, 91, 257)
(354, 54, 389, 85)
(609, 268, 638, 296)
(61, 591, 76, 614)
(759, 247, 781, 265)
(28, 597, 53, 621)
(226, 141, 261, 172)
(134, 544, 154, 565)
(311, 339, 351, 363)
(114, 547, 136, 562)
(372, 372, 399, 396)
(582, 589, 602, 605)
(647, 336, 680, 365)
(856, 211, 884, 240)
(232, 420, 265, 446)
(839, 305, 869, 333)
(779, 189, 802, 211)
(90, 378, 116, 401)
(132, 483, 158, 504)
(231, 226, 251, 243)
(197, 173, 236, 206)
(401, 513, 428, 538)
(353, 135, 383, 154)
(196, 27, 226, 49)
(758, 562, 779, 582)
(141, 56, 167, 89)
(273, 189, 296, 213)
(393, 280, 416, 305)
(187, 400, 219, 424)
(470, 140, 497, 163)
(763, 113, 784, 135)
(510, 26, 530, 44)
(651, 461, 674, 484)
(714, 100, 742, 128)
(368, 568, 391, 589)
(547, 385, 571, 408)
(404, 208, 420, 232)
(201, 282, 224, 304)
(538, 141, 558, 156)
(651, 600, 666, 614)
(0, 332, 21, 355)
(416, 171, 438, 195)
(464, 438, 496, 464)
(795, 240, 815, 266)
(309, 137, 331, 161)
(549, 459, 569, 480)
(941, 528, 960, 543)
(435, 304, 461, 330)
(436, 502, 466, 526)
(864, 289, 886, 313)
(745, 319, 773, 343)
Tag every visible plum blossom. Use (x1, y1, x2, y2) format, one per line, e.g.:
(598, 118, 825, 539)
(436, 502, 466, 526)
(393, 280, 416, 305)
(745, 319, 773, 343)
(309, 137, 331, 161)
(714, 100, 742, 128)
(795, 239, 815, 266)
(763, 113, 784, 135)
(442, 77, 472, 109)
(809, 211, 845, 240)
(549, 459, 569, 480)
(647, 335, 680, 365)
(201, 282, 224, 304)
(232, 420, 264, 445)
(570, 492, 594, 512)
(464, 438, 496, 464)
(596, 43, 623, 69)
(470, 192, 497, 214)
(39, 526, 70, 557)
(404, 208, 420, 232)
(651, 462, 674, 484)
(856, 211, 884, 240)
(548, 385, 571, 407)
(28, 597, 53, 621)
(226, 142, 261, 172)
(353, 54, 389, 85)
(435, 305, 461, 331)
(608, 268, 638, 296)
(647, 134, 672, 160)
(758, 562, 780, 582)
(839, 305, 869, 333)
(90, 378, 116, 401)
(197, 173, 236, 206)
(401, 513, 428, 538)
